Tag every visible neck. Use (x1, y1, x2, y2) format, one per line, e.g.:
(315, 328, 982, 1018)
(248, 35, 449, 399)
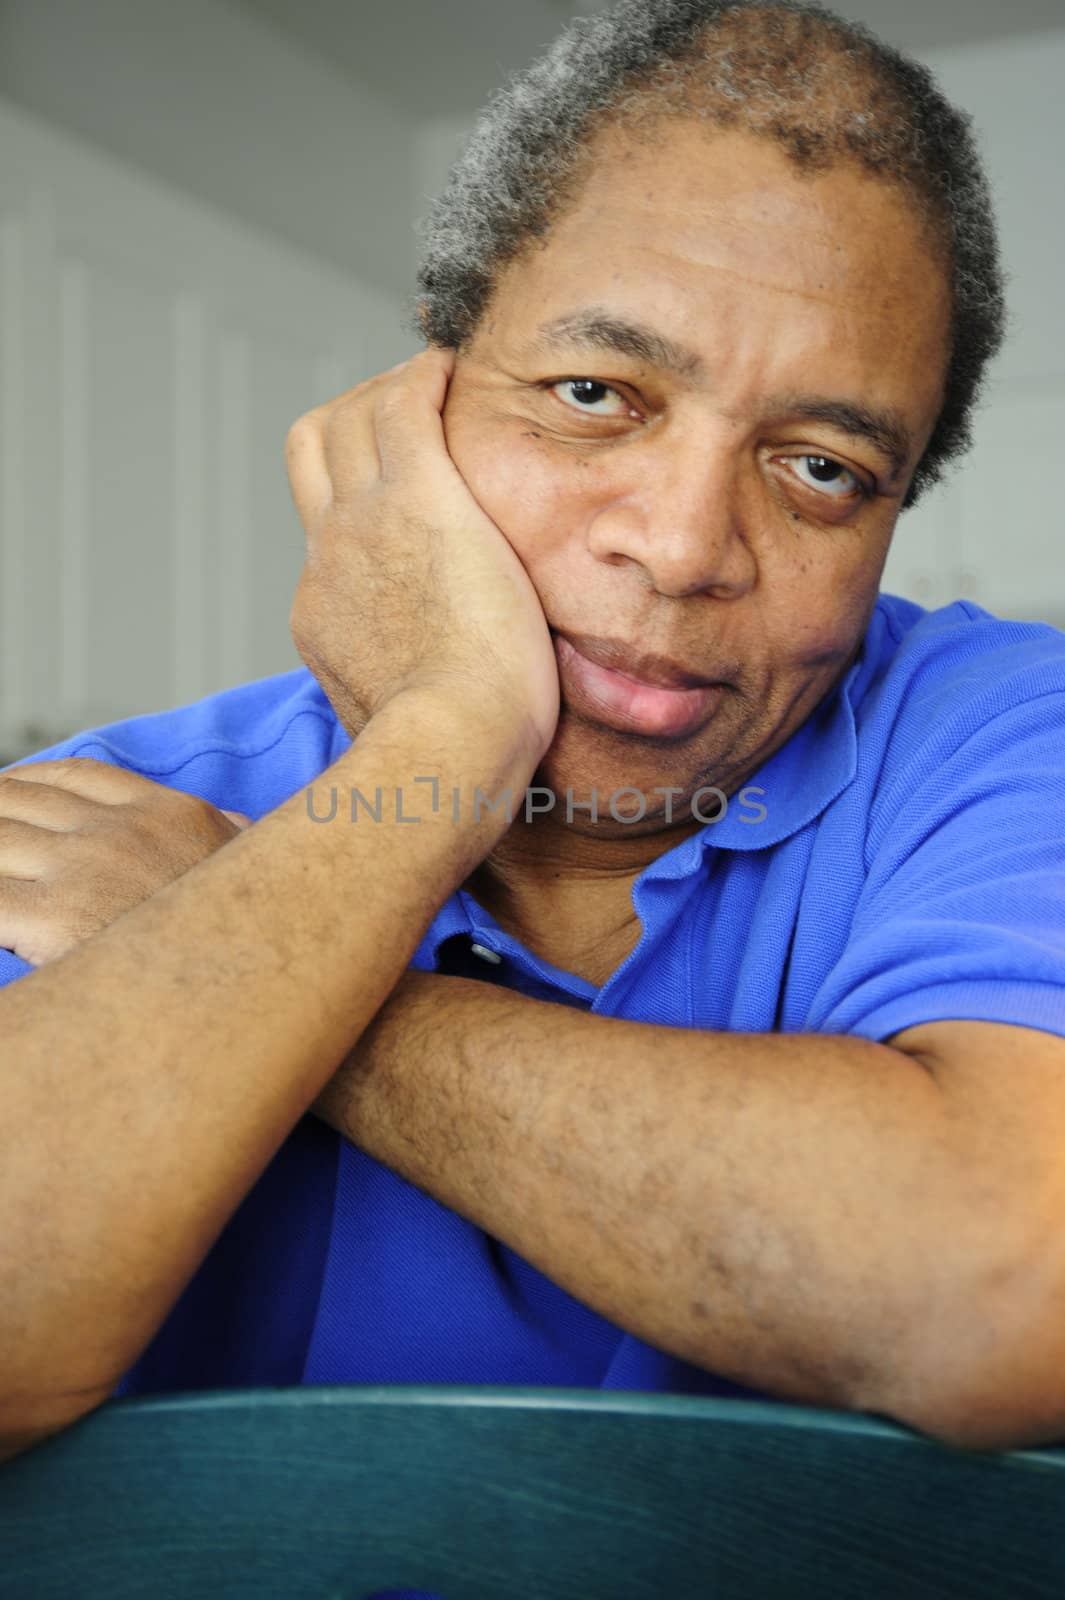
(461, 807, 705, 952)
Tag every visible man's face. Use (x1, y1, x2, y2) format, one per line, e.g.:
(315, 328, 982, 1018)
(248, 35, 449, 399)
(440, 122, 951, 832)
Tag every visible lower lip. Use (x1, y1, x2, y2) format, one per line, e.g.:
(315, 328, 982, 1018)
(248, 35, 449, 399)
(553, 633, 725, 738)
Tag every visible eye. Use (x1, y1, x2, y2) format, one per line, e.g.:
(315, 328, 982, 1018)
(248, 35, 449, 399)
(785, 455, 868, 500)
(547, 378, 633, 417)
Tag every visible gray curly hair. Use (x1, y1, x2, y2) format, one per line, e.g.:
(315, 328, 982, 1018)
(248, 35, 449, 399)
(408, 0, 1008, 511)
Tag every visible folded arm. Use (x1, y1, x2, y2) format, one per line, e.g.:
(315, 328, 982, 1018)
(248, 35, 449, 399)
(0, 347, 561, 1461)
(0, 706, 536, 1462)
(313, 970, 1065, 1452)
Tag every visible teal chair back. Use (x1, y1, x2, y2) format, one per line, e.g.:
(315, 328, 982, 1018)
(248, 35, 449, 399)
(2, 1385, 1065, 1598)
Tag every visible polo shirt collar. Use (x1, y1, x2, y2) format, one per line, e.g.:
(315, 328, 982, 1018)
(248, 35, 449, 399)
(411, 623, 877, 976)
(690, 648, 863, 854)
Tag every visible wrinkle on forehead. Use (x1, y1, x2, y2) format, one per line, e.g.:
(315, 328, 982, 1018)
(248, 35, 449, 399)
(625, 244, 869, 310)
(551, 124, 939, 300)
(553, 200, 921, 310)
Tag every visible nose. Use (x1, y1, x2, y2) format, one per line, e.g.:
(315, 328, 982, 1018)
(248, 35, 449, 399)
(584, 436, 759, 600)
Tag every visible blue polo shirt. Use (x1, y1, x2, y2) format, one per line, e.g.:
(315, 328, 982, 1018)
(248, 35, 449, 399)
(3, 592, 1064, 1411)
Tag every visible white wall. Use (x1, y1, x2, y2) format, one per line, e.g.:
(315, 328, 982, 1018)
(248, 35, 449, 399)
(869, 26, 1065, 627)
(0, 0, 425, 760)
(0, 96, 408, 760)
(0, 0, 418, 315)
(414, 115, 477, 226)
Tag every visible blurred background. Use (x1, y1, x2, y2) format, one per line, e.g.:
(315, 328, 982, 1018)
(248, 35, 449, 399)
(0, 0, 1061, 761)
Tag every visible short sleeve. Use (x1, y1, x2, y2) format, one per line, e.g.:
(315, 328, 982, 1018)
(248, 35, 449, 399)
(809, 688, 1065, 1043)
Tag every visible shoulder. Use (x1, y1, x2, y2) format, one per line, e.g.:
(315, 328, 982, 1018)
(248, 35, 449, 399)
(2, 669, 346, 818)
(858, 592, 1065, 759)
(852, 594, 1064, 859)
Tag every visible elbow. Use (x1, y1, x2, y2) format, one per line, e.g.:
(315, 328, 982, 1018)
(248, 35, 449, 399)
(920, 1357, 1065, 1456)
(0, 1387, 113, 1466)
(877, 1262, 1065, 1455)
(908, 1387, 1065, 1457)
(0, 1418, 68, 1467)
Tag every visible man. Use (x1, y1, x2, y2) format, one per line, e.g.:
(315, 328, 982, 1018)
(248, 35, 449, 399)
(1, 0, 1063, 1463)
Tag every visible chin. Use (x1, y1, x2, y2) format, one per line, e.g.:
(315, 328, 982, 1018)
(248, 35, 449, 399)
(531, 715, 711, 810)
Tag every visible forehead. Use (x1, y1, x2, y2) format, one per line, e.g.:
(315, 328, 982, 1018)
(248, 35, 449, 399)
(482, 122, 950, 441)
(489, 121, 946, 337)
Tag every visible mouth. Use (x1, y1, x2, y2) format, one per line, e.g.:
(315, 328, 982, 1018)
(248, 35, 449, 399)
(550, 628, 729, 739)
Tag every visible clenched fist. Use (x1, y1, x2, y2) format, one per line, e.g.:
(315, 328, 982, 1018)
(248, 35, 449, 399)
(0, 759, 249, 966)
(285, 346, 560, 761)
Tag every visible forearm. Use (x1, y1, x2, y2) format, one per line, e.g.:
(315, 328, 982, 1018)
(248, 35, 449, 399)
(315, 974, 1006, 1434)
(0, 696, 530, 1450)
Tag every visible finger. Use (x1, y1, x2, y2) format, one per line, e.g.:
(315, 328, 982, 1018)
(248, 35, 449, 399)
(0, 817, 52, 879)
(373, 347, 457, 485)
(318, 348, 455, 503)
(0, 774, 103, 831)
(219, 809, 251, 829)
(286, 359, 417, 529)
(317, 370, 403, 502)
(0, 758, 152, 806)
(0, 876, 45, 959)
(285, 407, 334, 533)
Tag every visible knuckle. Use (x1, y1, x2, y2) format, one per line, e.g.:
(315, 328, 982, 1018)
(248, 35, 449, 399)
(330, 380, 378, 426)
(360, 360, 409, 392)
(3, 758, 60, 778)
(290, 588, 313, 650)
(1, 757, 87, 795)
(377, 380, 408, 414)
(185, 792, 224, 834)
(284, 412, 320, 463)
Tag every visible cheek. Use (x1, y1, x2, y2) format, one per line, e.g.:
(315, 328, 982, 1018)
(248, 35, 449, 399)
(448, 417, 581, 558)
(759, 538, 883, 662)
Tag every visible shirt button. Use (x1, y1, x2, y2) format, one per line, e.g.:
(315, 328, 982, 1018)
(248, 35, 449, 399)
(469, 942, 503, 965)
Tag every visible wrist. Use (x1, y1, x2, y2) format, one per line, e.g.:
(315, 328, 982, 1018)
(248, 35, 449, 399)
(326, 689, 538, 859)
(367, 683, 543, 786)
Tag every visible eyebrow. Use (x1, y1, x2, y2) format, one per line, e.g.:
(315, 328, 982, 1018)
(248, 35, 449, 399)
(530, 307, 915, 479)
